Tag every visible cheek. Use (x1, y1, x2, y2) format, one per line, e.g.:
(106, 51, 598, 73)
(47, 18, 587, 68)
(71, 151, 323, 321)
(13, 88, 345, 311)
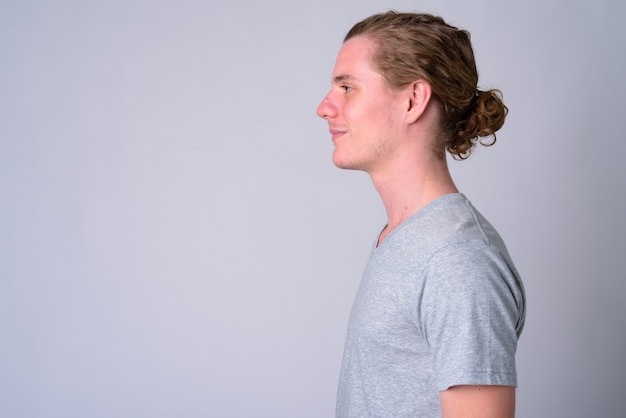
(345, 101, 377, 127)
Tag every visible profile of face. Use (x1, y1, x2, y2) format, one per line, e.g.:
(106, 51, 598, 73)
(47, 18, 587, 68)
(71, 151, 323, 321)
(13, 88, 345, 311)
(316, 36, 409, 174)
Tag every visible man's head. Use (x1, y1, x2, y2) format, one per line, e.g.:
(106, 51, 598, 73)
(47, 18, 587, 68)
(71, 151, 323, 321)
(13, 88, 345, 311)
(316, 35, 426, 172)
(330, 11, 508, 160)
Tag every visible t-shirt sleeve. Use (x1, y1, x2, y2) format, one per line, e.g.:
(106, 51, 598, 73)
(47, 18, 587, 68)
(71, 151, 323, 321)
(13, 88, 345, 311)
(419, 242, 523, 391)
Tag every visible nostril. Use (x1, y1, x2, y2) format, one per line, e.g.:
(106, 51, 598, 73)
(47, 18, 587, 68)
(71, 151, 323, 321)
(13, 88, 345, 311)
(316, 104, 328, 119)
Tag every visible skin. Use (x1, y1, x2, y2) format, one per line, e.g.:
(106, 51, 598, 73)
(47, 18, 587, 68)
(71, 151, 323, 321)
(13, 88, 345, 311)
(316, 35, 458, 240)
(440, 385, 515, 418)
(317, 35, 516, 417)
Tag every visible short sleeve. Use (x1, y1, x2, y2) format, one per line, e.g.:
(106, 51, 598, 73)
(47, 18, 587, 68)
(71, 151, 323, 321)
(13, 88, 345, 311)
(419, 242, 524, 391)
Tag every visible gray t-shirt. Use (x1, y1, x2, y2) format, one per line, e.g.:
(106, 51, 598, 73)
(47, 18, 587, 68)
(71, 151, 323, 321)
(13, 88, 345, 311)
(336, 193, 526, 418)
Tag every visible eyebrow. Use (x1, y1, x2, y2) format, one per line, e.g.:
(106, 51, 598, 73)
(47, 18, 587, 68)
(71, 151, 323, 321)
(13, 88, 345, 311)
(332, 74, 355, 84)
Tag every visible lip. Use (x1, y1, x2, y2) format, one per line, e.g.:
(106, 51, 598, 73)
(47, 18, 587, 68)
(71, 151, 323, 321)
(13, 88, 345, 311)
(330, 129, 346, 141)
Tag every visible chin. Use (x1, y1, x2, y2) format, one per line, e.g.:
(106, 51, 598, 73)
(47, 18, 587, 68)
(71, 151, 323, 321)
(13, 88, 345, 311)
(332, 152, 350, 169)
(332, 156, 364, 171)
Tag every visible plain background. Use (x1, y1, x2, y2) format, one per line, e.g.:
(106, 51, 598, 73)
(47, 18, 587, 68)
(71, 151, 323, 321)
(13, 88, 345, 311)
(1, 0, 625, 417)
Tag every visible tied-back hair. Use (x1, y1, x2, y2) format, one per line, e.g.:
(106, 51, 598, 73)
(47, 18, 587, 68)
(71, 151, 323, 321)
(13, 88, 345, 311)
(345, 11, 508, 160)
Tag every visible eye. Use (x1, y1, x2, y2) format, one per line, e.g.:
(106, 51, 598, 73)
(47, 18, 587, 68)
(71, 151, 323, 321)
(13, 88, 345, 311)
(341, 85, 353, 93)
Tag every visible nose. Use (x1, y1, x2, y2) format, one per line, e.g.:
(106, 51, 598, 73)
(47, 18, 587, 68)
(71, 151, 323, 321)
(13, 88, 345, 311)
(316, 93, 336, 120)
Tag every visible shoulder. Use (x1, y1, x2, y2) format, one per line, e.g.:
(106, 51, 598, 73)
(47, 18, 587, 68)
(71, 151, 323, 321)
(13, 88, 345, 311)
(421, 240, 524, 322)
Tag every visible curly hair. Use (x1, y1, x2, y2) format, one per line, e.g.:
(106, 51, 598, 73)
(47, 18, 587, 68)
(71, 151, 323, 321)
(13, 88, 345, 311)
(345, 11, 508, 159)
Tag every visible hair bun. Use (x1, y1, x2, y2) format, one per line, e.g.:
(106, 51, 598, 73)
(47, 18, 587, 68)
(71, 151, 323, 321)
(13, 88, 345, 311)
(450, 89, 508, 159)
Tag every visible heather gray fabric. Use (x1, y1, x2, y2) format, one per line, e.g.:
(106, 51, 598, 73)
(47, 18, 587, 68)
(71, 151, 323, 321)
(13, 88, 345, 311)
(336, 193, 526, 418)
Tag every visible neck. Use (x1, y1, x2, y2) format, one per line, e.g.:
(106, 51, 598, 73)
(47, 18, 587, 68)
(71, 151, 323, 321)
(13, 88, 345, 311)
(371, 151, 458, 244)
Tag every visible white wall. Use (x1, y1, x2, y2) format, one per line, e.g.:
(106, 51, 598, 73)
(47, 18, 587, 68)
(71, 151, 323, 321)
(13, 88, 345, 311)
(1, 0, 624, 417)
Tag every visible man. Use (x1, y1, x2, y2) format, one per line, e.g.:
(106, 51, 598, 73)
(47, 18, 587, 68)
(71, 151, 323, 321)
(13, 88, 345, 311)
(316, 12, 526, 417)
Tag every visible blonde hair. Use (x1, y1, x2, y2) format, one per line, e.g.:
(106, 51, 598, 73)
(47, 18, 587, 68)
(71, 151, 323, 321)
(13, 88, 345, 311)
(346, 11, 508, 159)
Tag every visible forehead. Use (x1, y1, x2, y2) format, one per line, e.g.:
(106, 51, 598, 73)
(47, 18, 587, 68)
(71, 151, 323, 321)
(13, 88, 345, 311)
(332, 36, 381, 81)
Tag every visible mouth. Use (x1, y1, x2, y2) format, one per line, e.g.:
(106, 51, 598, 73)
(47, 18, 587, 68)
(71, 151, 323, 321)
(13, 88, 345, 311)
(329, 129, 346, 141)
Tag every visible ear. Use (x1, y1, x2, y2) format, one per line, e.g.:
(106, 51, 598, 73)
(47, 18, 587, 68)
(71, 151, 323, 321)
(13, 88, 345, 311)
(405, 80, 432, 124)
